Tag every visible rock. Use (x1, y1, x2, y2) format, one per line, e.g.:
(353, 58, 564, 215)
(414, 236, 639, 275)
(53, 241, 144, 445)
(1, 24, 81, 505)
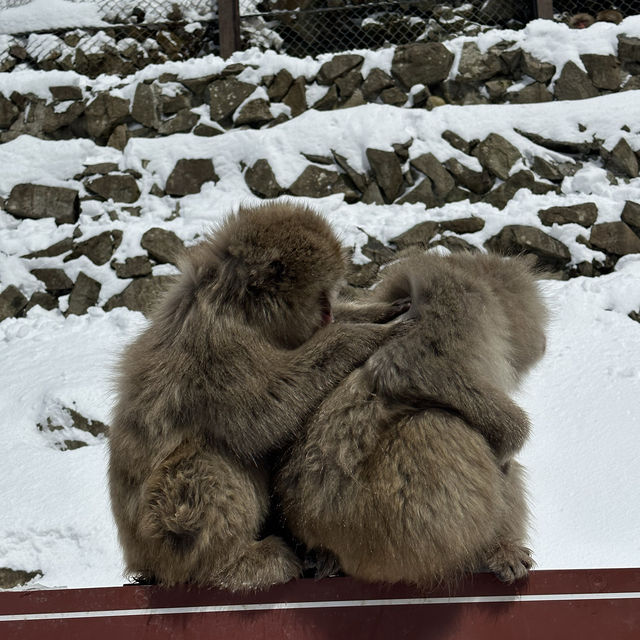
(554, 61, 599, 101)
(410, 153, 455, 199)
(441, 130, 471, 154)
(335, 69, 363, 100)
(440, 217, 485, 234)
(380, 87, 407, 106)
(621, 201, 640, 231)
(84, 93, 129, 140)
(66, 230, 123, 266)
(590, 222, 640, 255)
(390, 221, 440, 250)
(485, 79, 511, 100)
(31, 268, 73, 294)
(476, 133, 521, 180)
(161, 93, 192, 115)
(245, 159, 283, 198)
(629, 310, 640, 323)
(193, 123, 223, 137)
(22, 238, 73, 259)
(457, 42, 502, 82)
(141, 228, 185, 265)
(346, 262, 379, 288)
(67, 272, 101, 315)
(158, 109, 199, 135)
(79, 162, 119, 177)
(521, 52, 555, 83)
(333, 152, 368, 192)
(360, 232, 395, 264)
(235, 99, 273, 126)
(430, 236, 479, 253)
(484, 170, 557, 210)
(86, 174, 141, 204)
(267, 68, 293, 101)
(282, 77, 306, 117)
(311, 85, 338, 111)
(0, 93, 19, 128)
(538, 203, 598, 227)
(165, 158, 218, 196)
(391, 43, 454, 89)
(392, 140, 413, 162)
(0, 285, 28, 321)
(485, 225, 571, 269)
(580, 54, 621, 91)
(514, 129, 600, 155)
(209, 78, 256, 122)
(317, 54, 363, 84)
(104, 275, 174, 316)
(6, 184, 79, 225)
(0, 568, 42, 589)
(531, 157, 579, 181)
(289, 165, 356, 200)
(603, 138, 639, 178)
(107, 124, 129, 151)
(396, 179, 436, 207)
(340, 89, 366, 109)
(366, 148, 404, 202)
(360, 182, 385, 205)
(444, 159, 494, 194)
(25, 291, 57, 312)
(131, 82, 161, 128)
(617, 35, 640, 62)
(510, 82, 553, 104)
(42, 100, 85, 134)
(362, 68, 394, 100)
(112, 256, 152, 278)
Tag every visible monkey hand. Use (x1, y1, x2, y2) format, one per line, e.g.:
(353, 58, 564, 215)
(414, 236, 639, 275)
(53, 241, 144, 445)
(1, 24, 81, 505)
(333, 299, 411, 324)
(482, 400, 531, 464)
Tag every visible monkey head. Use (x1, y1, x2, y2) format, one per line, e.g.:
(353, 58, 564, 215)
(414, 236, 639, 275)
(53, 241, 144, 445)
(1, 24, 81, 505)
(569, 13, 595, 29)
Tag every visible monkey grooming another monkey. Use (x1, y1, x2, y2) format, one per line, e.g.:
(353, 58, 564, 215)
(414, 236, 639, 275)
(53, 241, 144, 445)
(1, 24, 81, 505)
(108, 202, 408, 591)
(276, 251, 548, 588)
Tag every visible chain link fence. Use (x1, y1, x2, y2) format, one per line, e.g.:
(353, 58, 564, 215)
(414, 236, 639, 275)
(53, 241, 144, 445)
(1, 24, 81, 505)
(552, 1, 639, 26)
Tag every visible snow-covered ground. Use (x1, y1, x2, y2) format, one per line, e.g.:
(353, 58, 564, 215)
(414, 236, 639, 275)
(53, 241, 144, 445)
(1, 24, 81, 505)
(1, 18, 640, 589)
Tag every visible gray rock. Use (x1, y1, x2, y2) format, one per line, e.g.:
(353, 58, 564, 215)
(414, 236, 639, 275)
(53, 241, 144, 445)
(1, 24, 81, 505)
(209, 78, 255, 122)
(457, 42, 502, 82)
(360, 232, 396, 265)
(362, 68, 395, 100)
(0, 94, 19, 128)
(158, 109, 199, 135)
(67, 272, 101, 315)
(366, 148, 404, 202)
(42, 100, 85, 134)
(538, 203, 598, 228)
(380, 87, 407, 106)
(22, 238, 73, 259)
(531, 157, 580, 181)
(476, 133, 521, 180)
(360, 182, 385, 205)
(66, 230, 123, 266)
(107, 124, 130, 151)
(514, 129, 600, 155)
(521, 52, 555, 83)
(6, 184, 79, 225)
(333, 151, 368, 192)
(340, 89, 366, 109)
(621, 201, 640, 232)
(485, 79, 511, 100)
(629, 310, 640, 323)
(410, 153, 455, 199)
(590, 222, 640, 255)
(391, 42, 454, 89)
(31, 268, 73, 294)
(392, 140, 413, 162)
(603, 138, 639, 178)
(0, 285, 28, 321)
(0, 568, 42, 589)
(430, 236, 479, 253)
(180, 74, 218, 98)
(617, 35, 640, 62)
(112, 256, 152, 278)
(245, 159, 283, 198)
(283, 77, 306, 117)
(510, 82, 553, 104)
(440, 217, 485, 234)
(141, 228, 185, 265)
(580, 54, 621, 91)
(317, 54, 363, 84)
(390, 221, 440, 250)
(444, 159, 494, 194)
(25, 291, 57, 312)
(485, 225, 571, 269)
(311, 85, 338, 111)
(79, 162, 119, 177)
(441, 130, 471, 154)
(396, 179, 436, 207)
(84, 93, 129, 140)
(554, 61, 599, 101)
(131, 82, 161, 128)
(235, 99, 273, 126)
(289, 165, 356, 200)
(86, 174, 141, 204)
(161, 93, 192, 115)
(165, 158, 218, 196)
(104, 275, 174, 316)
(335, 69, 363, 100)
(484, 170, 558, 210)
(267, 68, 293, 102)
(193, 123, 223, 137)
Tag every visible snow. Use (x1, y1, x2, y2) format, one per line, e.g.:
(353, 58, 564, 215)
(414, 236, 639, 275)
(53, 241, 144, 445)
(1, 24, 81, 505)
(1, 18, 640, 590)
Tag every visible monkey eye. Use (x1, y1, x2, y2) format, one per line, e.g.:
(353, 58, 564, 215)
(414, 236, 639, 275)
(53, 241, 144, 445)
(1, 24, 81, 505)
(269, 260, 285, 280)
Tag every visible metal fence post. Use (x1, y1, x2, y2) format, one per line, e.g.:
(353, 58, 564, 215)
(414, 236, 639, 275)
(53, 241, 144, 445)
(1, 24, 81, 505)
(218, 0, 241, 58)
(534, 0, 554, 19)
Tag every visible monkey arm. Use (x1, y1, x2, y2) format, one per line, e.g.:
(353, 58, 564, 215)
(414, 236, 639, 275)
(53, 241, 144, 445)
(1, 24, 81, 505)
(333, 298, 411, 324)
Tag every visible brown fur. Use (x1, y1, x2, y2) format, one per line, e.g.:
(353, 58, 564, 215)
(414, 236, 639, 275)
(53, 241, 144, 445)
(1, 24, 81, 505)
(596, 10, 623, 24)
(275, 251, 548, 588)
(569, 13, 595, 28)
(108, 202, 406, 591)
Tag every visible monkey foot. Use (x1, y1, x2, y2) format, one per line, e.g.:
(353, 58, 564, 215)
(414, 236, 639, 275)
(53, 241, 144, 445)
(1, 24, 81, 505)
(486, 543, 533, 583)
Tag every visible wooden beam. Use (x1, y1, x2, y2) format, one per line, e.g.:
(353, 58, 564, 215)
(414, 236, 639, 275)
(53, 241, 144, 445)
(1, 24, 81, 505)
(218, 0, 241, 59)
(535, 0, 554, 20)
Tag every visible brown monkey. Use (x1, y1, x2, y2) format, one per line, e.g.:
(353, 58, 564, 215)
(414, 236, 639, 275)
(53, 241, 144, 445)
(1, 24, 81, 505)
(276, 251, 548, 588)
(596, 9, 623, 24)
(108, 202, 407, 591)
(569, 13, 595, 28)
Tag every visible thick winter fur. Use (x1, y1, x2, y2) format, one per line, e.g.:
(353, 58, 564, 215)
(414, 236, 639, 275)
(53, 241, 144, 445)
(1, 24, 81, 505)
(276, 251, 548, 588)
(108, 202, 406, 591)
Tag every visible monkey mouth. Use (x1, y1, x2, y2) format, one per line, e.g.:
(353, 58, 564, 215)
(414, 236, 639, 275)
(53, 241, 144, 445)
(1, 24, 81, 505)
(320, 293, 334, 326)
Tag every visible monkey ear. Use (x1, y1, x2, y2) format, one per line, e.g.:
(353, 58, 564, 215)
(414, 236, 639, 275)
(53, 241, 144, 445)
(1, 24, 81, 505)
(244, 259, 287, 295)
